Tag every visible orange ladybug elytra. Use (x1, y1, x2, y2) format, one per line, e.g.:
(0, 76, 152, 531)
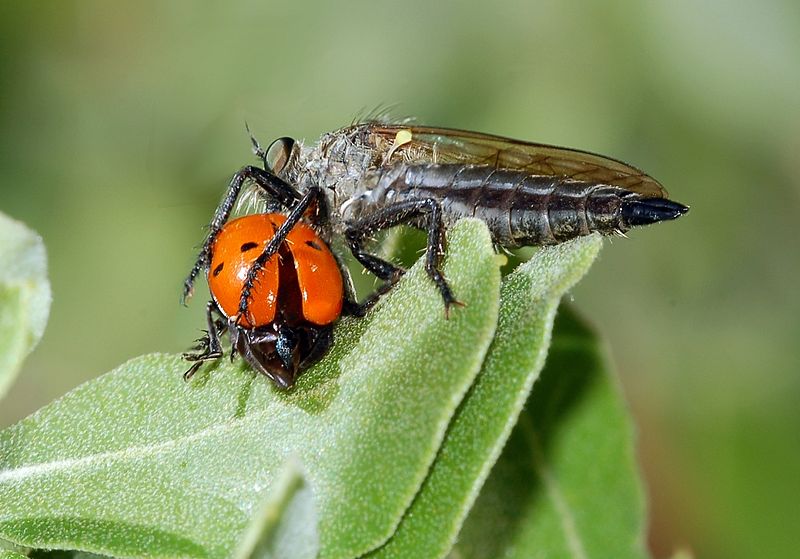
(183, 208, 350, 389)
(208, 214, 343, 329)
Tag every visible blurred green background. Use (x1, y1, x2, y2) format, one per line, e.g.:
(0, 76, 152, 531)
(0, 2, 797, 558)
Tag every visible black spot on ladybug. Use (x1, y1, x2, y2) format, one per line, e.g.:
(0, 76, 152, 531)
(212, 262, 224, 277)
(240, 242, 259, 252)
(305, 239, 322, 251)
(271, 222, 279, 233)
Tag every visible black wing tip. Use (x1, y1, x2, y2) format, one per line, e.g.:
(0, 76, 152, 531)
(622, 197, 689, 227)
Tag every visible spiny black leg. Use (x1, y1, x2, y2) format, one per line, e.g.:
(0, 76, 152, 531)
(353, 251, 405, 282)
(183, 301, 226, 380)
(331, 250, 391, 317)
(237, 187, 323, 325)
(344, 225, 406, 281)
(341, 279, 400, 317)
(344, 198, 463, 315)
(182, 166, 303, 305)
(332, 252, 366, 317)
(343, 229, 405, 315)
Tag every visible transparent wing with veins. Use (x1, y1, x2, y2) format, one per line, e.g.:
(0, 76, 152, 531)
(354, 123, 669, 198)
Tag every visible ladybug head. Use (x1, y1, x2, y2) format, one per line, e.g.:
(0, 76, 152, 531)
(230, 322, 334, 389)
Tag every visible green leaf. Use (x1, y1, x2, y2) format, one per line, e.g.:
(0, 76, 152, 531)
(368, 235, 602, 559)
(27, 551, 109, 559)
(233, 460, 317, 559)
(0, 219, 502, 559)
(0, 212, 51, 398)
(0, 551, 28, 559)
(450, 306, 648, 559)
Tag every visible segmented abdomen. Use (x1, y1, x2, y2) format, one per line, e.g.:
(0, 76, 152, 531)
(362, 163, 631, 246)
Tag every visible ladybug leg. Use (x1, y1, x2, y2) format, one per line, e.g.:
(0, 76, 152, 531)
(237, 187, 324, 324)
(183, 301, 226, 380)
(182, 166, 303, 305)
(345, 198, 463, 316)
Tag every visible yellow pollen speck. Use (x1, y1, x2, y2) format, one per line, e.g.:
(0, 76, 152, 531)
(385, 129, 413, 163)
(395, 129, 412, 146)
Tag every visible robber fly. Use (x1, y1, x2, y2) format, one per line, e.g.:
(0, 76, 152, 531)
(182, 121, 688, 387)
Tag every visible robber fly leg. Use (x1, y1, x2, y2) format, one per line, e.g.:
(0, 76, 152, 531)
(183, 301, 227, 380)
(331, 247, 396, 317)
(328, 252, 369, 317)
(342, 280, 402, 317)
(344, 226, 405, 313)
(182, 166, 303, 305)
(344, 198, 463, 316)
(236, 186, 324, 325)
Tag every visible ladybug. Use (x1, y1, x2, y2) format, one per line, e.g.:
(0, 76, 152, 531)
(181, 133, 415, 389)
(183, 202, 361, 387)
(182, 213, 345, 388)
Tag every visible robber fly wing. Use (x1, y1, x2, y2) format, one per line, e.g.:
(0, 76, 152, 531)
(359, 123, 668, 198)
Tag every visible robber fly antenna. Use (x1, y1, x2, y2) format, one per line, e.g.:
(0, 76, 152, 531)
(245, 122, 269, 170)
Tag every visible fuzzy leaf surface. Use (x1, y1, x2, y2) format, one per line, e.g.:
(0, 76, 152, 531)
(368, 235, 602, 558)
(233, 460, 317, 559)
(450, 307, 649, 559)
(0, 219, 501, 559)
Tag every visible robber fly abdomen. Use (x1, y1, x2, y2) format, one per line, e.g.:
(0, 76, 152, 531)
(346, 162, 685, 247)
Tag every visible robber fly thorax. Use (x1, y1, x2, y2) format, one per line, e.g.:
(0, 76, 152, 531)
(277, 125, 413, 231)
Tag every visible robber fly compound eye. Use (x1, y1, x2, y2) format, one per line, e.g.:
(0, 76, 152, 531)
(265, 137, 296, 175)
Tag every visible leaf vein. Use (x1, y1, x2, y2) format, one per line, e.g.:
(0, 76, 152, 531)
(520, 413, 589, 559)
(0, 416, 246, 483)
